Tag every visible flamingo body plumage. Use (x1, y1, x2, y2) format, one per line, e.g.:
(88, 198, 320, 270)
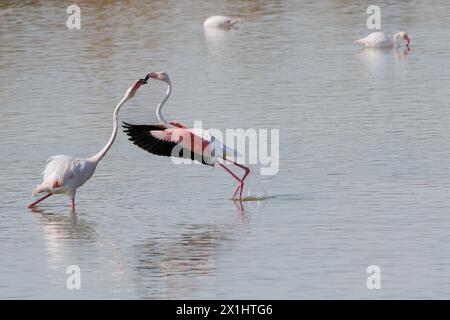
(32, 156, 96, 197)
(203, 15, 240, 29)
(123, 123, 237, 166)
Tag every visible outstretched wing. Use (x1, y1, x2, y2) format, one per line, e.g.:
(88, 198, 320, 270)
(122, 122, 213, 166)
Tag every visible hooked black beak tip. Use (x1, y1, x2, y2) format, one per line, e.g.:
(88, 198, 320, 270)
(139, 74, 150, 84)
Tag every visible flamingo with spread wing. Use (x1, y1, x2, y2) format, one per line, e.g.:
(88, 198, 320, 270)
(123, 71, 250, 200)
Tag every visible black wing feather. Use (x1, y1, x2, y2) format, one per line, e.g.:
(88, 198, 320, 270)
(122, 122, 212, 166)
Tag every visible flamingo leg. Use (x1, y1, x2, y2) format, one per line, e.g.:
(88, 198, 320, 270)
(231, 184, 241, 199)
(218, 161, 250, 200)
(224, 160, 250, 199)
(27, 193, 53, 208)
(71, 193, 76, 211)
(218, 164, 243, 199)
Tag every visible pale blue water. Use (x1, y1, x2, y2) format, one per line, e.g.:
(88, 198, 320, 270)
(1, 0, 450, 299)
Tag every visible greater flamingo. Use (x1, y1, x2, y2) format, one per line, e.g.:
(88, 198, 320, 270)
(203, 16, 240, 29)
(354, 31, 410, 48)
(123, 71, 250, 200)
(27, 77, 147, 210)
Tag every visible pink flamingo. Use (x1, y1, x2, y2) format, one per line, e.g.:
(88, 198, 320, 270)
(123, 71, 250, 200)
(28, 77, 147, 210)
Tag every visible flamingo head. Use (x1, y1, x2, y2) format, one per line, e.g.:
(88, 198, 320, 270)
(147, 71, 171, 84)
(125, 78, 147, 100)
(395, 32, 410, 46)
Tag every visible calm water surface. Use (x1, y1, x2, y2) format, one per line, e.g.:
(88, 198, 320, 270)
(1, 0, 450, 299)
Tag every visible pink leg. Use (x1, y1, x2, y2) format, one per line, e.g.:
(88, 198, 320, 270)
(71, 194, 76, 211)
(230, 161, 250, 199)
(218, 164, 243, 199)
(27, 193, 52, 208)
(219, 161, 250, 200)
(231, 184, 241, 199)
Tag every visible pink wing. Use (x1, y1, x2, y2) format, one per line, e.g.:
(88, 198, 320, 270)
(123, 122, 214, 165)
(150, 128, 212, 157)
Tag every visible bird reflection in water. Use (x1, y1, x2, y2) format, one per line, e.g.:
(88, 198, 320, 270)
(357, 46, 410, 74)
(30, 208, 98, 266)
(203, 26, 236, 55)
(30, 207, 98, 241)
(30, 208, 127, 296)
(133, 224, 235, 299)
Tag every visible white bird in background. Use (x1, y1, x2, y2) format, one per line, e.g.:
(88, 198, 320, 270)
(203, 15, 240, 29)
(354, 31, 410, 48)
(27, 77, 148, 210)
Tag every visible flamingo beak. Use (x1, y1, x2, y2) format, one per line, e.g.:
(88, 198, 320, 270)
(404, 35, 410, 46)
(140, 74, 149, 84)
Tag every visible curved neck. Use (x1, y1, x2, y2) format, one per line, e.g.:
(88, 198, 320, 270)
(156, 81, 173, 128)
(90, 96, 128, 163)
(393, 33, 402, 43)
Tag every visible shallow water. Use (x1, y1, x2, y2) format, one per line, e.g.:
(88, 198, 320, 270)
(1, 0, 450, 299)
